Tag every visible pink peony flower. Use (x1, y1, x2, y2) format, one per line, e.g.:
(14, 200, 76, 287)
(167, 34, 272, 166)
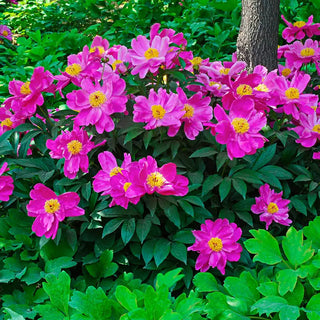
(4, 67, 55, 121)
(0, 108, 23, 135)
(214, 98, 267, 160)
(89, 35, 110, 57)
(46, 127, 98, 179)
(168, 87, 213, 140)
(105, 45, 130, 74)
(26, 184, 85, 239)
(251, 184, 291, 230)
(291, 111, 320, 147)
(284, 39, 320, 70)
(0, 25, 12, 41)
(281, 15, 320, 43)
(135, 156, 189, 196)
(0, 163, 14, 201)
(66, 74, 127, 133)
(129, 35, 170, 78)
(133, 88, 184, 131)
(188, 219, 242, 274)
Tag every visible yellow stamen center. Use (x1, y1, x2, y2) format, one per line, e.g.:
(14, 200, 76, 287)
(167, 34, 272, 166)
(123, 182, 132, 192)
(311, 106, 317, 111)
(208, 237, 223, 252)
(151, 104, 166, 120)
(219, 67, 230, 75)
(1, 118, 13, 128)
(44, 199, 60, 214)
(89, 91, 107, 108)
(65, 63, 82, 76)
(67, 140, 83, 155)
(144, 48, 159, 60)
(281, 68, 291, 77)
(293, 21, 306, 28)
(231, 118, 250, 134)
(182, 104, 194, 119)
(209, 81, 222, 89)
(110, 167, 123, 177)
(190, 57, 202, 66)
(300, 48, 315, 57)
(111, 59, 123, 71)
(312, 124, 320, 133)
(2, 30, 9, 36)
(255, 84, 269, 92)
(267, 202, 279, 214)
(20, 82, 31, 95)
(236, 84, 253, 96)
(90, 46, 105, 55)
(147, 172, 165, 188)
(285, 87, 299, 100)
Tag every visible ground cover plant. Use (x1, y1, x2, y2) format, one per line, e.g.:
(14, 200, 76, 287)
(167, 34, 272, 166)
(2, 0, 320, 319)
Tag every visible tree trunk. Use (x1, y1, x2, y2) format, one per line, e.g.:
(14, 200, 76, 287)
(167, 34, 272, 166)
(236, 0, 280, 73)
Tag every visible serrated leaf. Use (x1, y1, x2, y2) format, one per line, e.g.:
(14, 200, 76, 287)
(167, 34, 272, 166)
(282, 227, 314, 267)
(304, 217, 320, 249)
(115, 285, 138, 311)
(245, 229, 283, 265)
(276, 269, 297, 296)
(193, 272, 218, 292)
(43, 271, 70, 316)
(156, 268, 184, 289)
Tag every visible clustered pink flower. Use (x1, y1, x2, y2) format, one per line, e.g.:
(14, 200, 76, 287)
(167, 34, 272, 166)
(46, 127, 100, 179)
(251, 184, 291, 230)
(0, 162, 14, 201)
(0, 25, 12, 41)
(281, 15, 320, 43)
(188, 219, 242, 274)
(93, 152, 189, 209)
(26, 183, 85, 239)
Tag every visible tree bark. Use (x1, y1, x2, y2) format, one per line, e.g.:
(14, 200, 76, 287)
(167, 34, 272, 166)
(236, 0, 280, 73)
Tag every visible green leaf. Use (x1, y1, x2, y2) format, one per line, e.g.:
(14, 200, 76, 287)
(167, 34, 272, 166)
(259, 165, 293, 180)
(304, 217, 320, 249)
(33, 305, 65, 320)
(19, 130, 41, 158)
(232, 179, 247, 199)
(156, 268, 184, 289)
(193, 272, 218, 292)
(224, 271, 260, 305)
(202, 174, 223, 196)
(251, 296, 300, 320)
(102, 218, 124, 238)
(136, 216, 152, 243)
(244, 229, 283, 265)
(178, 200, 194, 217)
(45, 257, 77, 276)
(290, 197, 307, 215)
(121, 218, 136, 245)
(170, 242, 187, 264)
(69, 286, 111, 319)
(85, 250, 118, 279)
(276, 269, 297, 296)
(142, 239, 156, 265)
(43, 271, 70, 316)
(164, 206, 181, 228)
(206, 292, 229, 318)
(154, 239, 171, 267)
(190, 147, 217, 158)
(219, 178, 231, 202)
(252, 144, 277, 170)
(3, 308, 26, 320)
(115, 285, 138, 311)
(124, 128, 144, 144)
(282, 227, 314, 267)
(233, 169, 263, 184)
(306, 293, 320, 317)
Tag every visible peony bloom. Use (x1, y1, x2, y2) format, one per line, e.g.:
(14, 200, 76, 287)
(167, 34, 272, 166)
(46, 127, 98, 179)
(26, 184, 85, 239)
(251, 184, 291, 230)
(66, 74, 127, 133)
(281, 15, 320, 43)
(214, 98, 267, 160)
(168, 87, 213, 140)
(129, 35, 170, 78)
(0, 25, 12, 41)
(89, 35, 110, 57)
(0, 108, 23, 135)
(105, 45, 130, 74)
(0, 163, 14, 201)
(188, 219, 242, 274)
(284, 39, 320, 70)
(4, 67, 55, 121)
(135, 156, 189, 196)
(133, 88, 184, 131)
